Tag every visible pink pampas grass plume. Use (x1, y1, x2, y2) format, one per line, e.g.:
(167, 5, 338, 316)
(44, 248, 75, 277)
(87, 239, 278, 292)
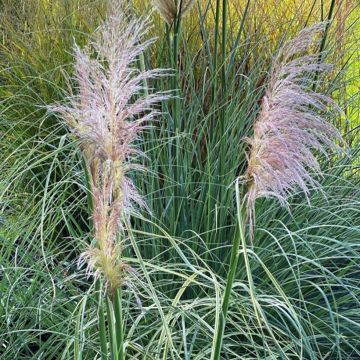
(48, 0, 168, 292)
(151, 0, 195, 23)
(244, 23, 343, 237)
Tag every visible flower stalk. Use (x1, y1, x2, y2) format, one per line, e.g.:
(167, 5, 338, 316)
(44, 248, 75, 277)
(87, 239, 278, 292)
(48, 2, 169, 358)
(48, 0, 168, 294)
(212, 23, 343, 359)
(212, 182, 246, 360)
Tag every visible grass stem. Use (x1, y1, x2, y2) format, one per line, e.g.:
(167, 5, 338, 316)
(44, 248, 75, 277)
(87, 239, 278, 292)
(106, 298, 118, 360)
(114, 288, 124, 360)
(212, 182, 246, 359)
(96, 281, 108, 360)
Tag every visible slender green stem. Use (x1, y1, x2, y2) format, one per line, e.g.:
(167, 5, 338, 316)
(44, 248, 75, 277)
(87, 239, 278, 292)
(165, 23, 177, 235)
(219, 0, 227, 179)
(313, 0, 336, 89)
(206, 0, 222, 248)
(139, 53, 149, 97)
(213, 0, 221, 72)
(221, 0, 227, 94)
(304, 0, 318, 26)
(114, 288, 124, 360)
(211, 0, 220, 127)
(96, 281, 108, 360)
(321, 0, 324, 22)
(173, 14, 181, 130)
(226, 0, 251, 79)
(99, 303, 108, 360)
(319, 0, 336, 55)
(106, 298, 118, 360)
(171, 14, 182, 235)
(212, 183, 246, 359)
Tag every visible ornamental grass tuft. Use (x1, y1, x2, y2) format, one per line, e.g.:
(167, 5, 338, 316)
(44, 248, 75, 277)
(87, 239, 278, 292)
(48, 0, 168, 293)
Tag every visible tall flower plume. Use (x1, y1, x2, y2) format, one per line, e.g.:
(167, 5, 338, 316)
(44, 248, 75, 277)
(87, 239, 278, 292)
(151, 0, 195, 23)
(244, 23, 343, 236)
(48, 0, 168, 293)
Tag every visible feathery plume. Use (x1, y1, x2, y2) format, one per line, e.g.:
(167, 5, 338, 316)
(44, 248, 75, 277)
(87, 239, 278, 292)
(49, 0, 168, 293)
(244, 23, 343, 236)
(151, 0, 195, 24)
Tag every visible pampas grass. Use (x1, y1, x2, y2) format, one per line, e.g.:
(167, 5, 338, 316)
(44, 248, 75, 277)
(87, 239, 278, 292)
(1, 0, 359, 359)
(213, 23, 346, 359)
(48, 0, 168, 293)
(151, 0, 195, 23)
(244, 23, 344, 236)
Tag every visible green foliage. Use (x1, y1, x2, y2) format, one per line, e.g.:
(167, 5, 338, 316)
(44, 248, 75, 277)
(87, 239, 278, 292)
(1, 0, 359, 359)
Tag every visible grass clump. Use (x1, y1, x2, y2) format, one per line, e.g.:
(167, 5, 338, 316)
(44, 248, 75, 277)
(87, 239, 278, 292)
(0, 0, 359, 359)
